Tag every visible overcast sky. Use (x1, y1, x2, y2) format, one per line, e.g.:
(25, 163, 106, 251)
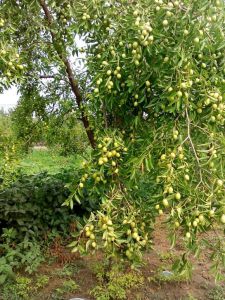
(0, 87, 19, 112)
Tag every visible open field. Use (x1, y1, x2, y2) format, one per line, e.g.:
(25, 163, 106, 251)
(18, 148, 83, 174)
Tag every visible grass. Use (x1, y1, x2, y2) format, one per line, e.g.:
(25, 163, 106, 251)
(18, 148, 83, 175)
(207, 285, 225, 300)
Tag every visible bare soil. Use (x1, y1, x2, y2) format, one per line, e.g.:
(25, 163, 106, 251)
(23, 218, 225, 300)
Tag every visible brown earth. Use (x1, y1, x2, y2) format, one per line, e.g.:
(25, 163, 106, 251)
(9, 218, 225, 300)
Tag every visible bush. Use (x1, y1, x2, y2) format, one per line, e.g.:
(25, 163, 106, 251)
(0, 229, 44, 285)
(0, 169, 95, 240)
(0, 168, 99, 285)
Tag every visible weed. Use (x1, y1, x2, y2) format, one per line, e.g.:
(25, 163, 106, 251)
(184, 294, 198, 300)
(35, 275, 49, 290)
(207, 285, 225, 300)
(54, 263, 80, 278)
(90, 264, 144, 300)
(1, 276, 32, 300)
(148, 265, 190, 284)
(51, 279, 79, 299)
(158, 251, 174, 262)
(0, 231, 45, 284)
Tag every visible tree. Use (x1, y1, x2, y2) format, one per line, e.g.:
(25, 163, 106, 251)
(0, 0, 225, 279)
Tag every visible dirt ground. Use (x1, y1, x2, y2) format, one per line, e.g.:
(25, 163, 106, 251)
(8, 152, 222, 298)
(20, 219, 225, 300)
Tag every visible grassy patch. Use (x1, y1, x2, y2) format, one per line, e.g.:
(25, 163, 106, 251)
(53, 279, 79, 298)
(207, 285, 225, 300)
(18, 148, 83, 174)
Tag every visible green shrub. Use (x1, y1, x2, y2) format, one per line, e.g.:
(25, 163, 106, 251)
(0, 229, 44, 285)
(0, 169, 97, 240)
(0, 168, 98, 285)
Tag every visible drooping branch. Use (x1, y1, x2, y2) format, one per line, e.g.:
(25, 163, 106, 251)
(39, 0, 95, 148)
(185, 108, 203, 186)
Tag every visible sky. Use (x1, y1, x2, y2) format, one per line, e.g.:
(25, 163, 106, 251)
(0, 87, 19, 112)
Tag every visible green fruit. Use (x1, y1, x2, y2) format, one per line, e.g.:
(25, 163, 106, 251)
(175, 192, 181, 200)
(170, 152, 176, 158)
(130, 222, 135, 228)
(163, 19, 169, 26)
(193, 220, 198, 227)
(175, 221, 180, 228)
(168, 186, 173, 194)
(209, 210, 215, 217)
(221, 214, 225, 224)
(126, 250, 131, 257)
(162, 198, 169, 207)
(18, 64, 24, 70)
(103, 157, 108, 163)
(132, 232, 138, 239)
(199, 215, 204, 222)
(186, 232, 191, 238)
(90, 234, 95, 240)
(86, 230, 91, 237)
(161, 154, 166, 160)
(107, 220, 112, 226)
(92, 241, 97, 248)
(184, 174, 190, 181)
(98, 159, 104, 165)
(217, 179, 223, 186)
(141, 239, 147, 246)
(127, 229, 131, 235)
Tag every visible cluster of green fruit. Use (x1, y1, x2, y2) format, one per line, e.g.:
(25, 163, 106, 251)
(0, 49, 24, 80)
(156, 133, 225, 240)
(77, 203, 150, 263)
(123, 219, 148, 259)
(133, 12, 154, 49)
(78, 135, 128, 190)
(205, 91, 225, 125)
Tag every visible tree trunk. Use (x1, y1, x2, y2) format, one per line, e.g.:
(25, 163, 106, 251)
(39, 0, 95, 148)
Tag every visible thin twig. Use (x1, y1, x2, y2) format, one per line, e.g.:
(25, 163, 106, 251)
(185, 108, 203, 187)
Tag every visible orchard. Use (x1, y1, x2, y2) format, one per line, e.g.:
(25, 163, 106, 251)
(0, 0, 225, 286)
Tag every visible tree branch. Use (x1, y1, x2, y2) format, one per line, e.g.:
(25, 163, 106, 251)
(39, 75, 55, 79)
(39, 0, 95, 148)
(185, 108, 203, 186)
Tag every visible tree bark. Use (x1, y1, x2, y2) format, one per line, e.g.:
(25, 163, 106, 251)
(39, 0, 95, 148)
